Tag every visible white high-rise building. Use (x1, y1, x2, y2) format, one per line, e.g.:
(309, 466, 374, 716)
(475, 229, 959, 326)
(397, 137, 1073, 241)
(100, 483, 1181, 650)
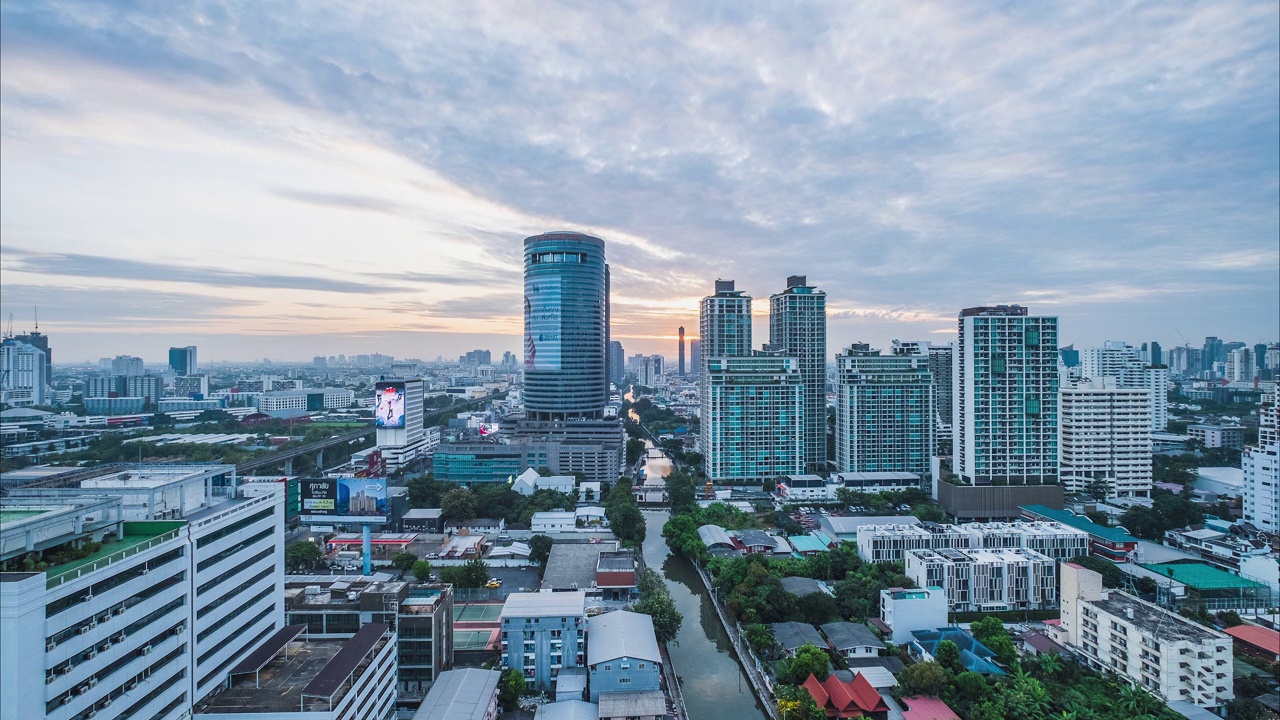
(110, 355, 146, 377)
(1, 465, 286, 720)
(1, 339, 48, 407)
(905, 547, 1057, 613)
(1059, 377, 1154, 498)
(1080, 341, 1169, 432)
(1225, 347, 1255, 383)
(1243, 390, 1279, 534)
(954, 306, 1060, 486)
(1056, 563, 1233, 711)
(834, 343, 934, 478)
(769, 275, 827, 471)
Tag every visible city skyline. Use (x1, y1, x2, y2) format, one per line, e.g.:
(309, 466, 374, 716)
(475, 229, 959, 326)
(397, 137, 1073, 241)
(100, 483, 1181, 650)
(2, 2, 1277, 363)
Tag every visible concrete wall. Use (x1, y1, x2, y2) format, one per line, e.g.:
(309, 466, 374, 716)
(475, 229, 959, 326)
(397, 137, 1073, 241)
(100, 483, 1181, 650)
(936, 482, 1063, 520)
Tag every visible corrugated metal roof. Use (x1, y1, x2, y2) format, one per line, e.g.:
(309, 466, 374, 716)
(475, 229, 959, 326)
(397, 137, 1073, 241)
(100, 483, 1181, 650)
(413, 668, 501, 720)
(697, 524, 734, 548)
(501, 590, 587, 618)
(533, 699, 600, 720)
(1140, 562, 1267, 590)
(1020, 504, 1138, 544)
(587, 610, 661, 665)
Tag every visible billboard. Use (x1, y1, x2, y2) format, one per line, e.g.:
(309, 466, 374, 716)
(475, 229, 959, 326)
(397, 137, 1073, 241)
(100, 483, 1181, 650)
(374, 381, 406, 428)
(524, 277, 562, 370)
(300, 477, 388, 523)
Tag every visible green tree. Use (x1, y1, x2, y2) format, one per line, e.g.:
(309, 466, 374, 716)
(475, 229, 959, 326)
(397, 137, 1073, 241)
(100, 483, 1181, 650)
(934, 638, 963, 673)
(775, 683, 827, 720)
(605, 480, 646, 545)
(794, 592, 839, 625)
(744, 624, 780, 659)
(284, 541, 324, 572)
(626, 438, 646, 466)
(898, 660, 950, 697)
(665, 469, 697, 515)
(955, 670, 988, 700)
(405, 474, 445, 508)
(391, 551, 418, 576)
(411, 559, 433, 581)
(780, 644, 829, 684)
(528, 535, 554, 567)
(440, 487, 477, 521)
(498, 668, 526, 710)
(632, 568, 683, 645)
(462, 556, 490, 586)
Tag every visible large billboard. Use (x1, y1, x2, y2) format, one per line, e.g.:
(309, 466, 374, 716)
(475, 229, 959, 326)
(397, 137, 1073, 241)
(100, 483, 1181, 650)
(374, 381, 406, 428)
(524, 277, 562, 370)
(300, 477, 388, 523)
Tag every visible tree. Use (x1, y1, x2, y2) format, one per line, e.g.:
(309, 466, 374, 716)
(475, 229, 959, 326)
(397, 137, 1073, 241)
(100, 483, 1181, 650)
(605, 480, 646, 545)
(775, 683, 827, 720)
(955, 670, 988, 700)
(440, 488, 477, 521)
(405, 474, 445, 508)
(744, 624, 780, 659)
(794, 592, 839, 625)
(665, 469, 698, 515)
(626, 438, 646, 466)
(898, 660, 950, 697)
(411, 559, 433, 581)
(285, 540, 324, 572)
(633, 569, 683, 645)
(934, 638, 963, 673)
(779, 644, 829, 684)
(391, 551, 418, 576)
(498, 668, 526, 710)
(528, 535, 554, 567)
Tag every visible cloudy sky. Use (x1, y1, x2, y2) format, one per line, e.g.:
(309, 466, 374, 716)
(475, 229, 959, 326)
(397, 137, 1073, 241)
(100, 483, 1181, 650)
(2, 1, 1277, 364)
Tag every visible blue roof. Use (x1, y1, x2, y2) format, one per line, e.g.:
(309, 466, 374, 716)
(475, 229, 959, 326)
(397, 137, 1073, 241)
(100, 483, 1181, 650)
(788, 534, 830, 554)
(1020, 504, 1138, 544)
(910, 628, 1006, 675)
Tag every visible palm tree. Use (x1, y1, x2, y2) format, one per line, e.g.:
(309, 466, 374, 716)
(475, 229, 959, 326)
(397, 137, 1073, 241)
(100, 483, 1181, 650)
(1036, 652, 1062, 678)
(1119, 685, 1157, 715)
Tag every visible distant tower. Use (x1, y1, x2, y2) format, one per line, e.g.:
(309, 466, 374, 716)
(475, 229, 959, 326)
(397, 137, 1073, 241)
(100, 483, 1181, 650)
(690, 341, 701, 378)
(169, 345, 198, 375)
(678, 327, 686, 377)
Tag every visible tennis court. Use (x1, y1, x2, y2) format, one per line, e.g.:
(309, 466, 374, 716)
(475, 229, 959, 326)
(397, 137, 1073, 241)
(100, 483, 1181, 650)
(454, 603, 504, 622)
(453, 629, 495, 651)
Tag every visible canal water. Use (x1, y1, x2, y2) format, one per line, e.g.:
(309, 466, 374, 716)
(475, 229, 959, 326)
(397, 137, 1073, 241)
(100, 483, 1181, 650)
(642, 510, 768, 720)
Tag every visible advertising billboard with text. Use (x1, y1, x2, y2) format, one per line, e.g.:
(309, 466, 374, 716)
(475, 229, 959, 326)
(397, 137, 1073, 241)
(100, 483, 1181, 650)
(300, 477, 388, 523)
(374, 381, 406, 428)
(524, 277, 562, 370)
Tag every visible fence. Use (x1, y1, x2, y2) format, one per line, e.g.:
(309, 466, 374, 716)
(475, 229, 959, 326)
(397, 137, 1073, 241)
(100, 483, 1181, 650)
(694, 562, 779, 720)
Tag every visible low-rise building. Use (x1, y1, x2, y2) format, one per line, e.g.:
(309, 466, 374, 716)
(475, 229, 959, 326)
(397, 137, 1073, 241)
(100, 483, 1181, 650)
(909, 628, 1006, 675)
(193, 623, 397, 720)
(770, 621, 826, 656)
(879, 587, 948, 644)
(597, 690, 666, 720)
(1222, 625, 1280, 664)
(1056, 563, 1233, 711)
(586, 611, 662, 701)
(540, 542, 638, 600)
(500, 591, 587, 691)
(412, 667, 501, 720)
(532, 511, 578, 533)
(1188, 424, 1244, 450)
(820, 621, 884, 658)
(1020, 504, 1139, 562)
(906, 547, 1057, 613)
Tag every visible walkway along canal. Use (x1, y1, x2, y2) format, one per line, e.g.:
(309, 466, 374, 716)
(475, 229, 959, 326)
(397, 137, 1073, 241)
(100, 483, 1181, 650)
(642, 510, 770, 720)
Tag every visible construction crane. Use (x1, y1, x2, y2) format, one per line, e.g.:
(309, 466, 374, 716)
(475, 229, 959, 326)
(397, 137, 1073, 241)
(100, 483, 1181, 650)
(3, 313, 12, 340)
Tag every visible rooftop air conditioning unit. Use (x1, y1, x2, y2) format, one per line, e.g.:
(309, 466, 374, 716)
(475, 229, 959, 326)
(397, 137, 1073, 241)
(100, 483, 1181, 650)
(75, 686, 89, 695)
(87, 620, 98, 629)
(77, 626, 90, 635)
(61, 697, 73, 706)
(59, 666, 73, 675)
(46, 675, 56, 685)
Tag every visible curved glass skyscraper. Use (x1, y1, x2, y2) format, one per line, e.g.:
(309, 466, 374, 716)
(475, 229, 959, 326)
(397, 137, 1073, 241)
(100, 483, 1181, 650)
(523, 231, 608, 420)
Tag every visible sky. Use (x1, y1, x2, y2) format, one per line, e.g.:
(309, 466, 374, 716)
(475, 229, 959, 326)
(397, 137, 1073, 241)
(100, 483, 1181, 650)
(1, 1, 1277, 364)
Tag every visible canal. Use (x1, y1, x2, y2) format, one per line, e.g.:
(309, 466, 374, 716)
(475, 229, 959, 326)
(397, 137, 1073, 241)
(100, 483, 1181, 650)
(642, 509, 769, 720)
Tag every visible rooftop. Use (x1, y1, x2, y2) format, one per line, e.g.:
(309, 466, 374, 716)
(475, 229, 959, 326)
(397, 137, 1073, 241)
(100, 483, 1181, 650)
(788, 534, 831, 554)
(1020, 504, 1137, 544)
(0, 508, 50, 526)
(1091, 591, 1226, 644)
(534, 700, 600, 720)
(781, 576, 829, 597)
(1139, 562, 1267, 590)
(541, 542, 621, 591)
(587, 610, 661, 665)
(821, 621, 884, 650)
(1223, 625, 1280, 654)
(820, 515, 920, 535)
(597, 689, 666, 717)
(412, 668, 501, 720)
(771, 621, 826, 651)
(45, 520, 185, 586)
(501, 590, 586, 619)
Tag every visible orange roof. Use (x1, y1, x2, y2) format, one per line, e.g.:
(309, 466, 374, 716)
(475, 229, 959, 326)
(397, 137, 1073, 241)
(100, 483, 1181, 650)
(802, 674, 830, 708)
(1224, 625, 1280, 653)
(848, 672, 889, 713)
(823, 674, 858, 714)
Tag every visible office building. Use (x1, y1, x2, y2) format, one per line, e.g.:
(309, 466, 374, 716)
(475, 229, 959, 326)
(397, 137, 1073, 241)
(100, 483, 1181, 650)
(834, 343, 934, 478)
(12, 328, 52, 378)
(1167, 346, 1202, 377)
(1225, 347, 1255, 383)
(1080, 341, 1168, 432)
(689, 340, 700, 378)
(677, 326, 686, 377)
(586, 610, 662, 701)
(1059, 377, 1153, 498)
(257, 388, 356, 417)
(374, 377, 426, 472)
(1, 465, 286, 720)
(1056, 563, 1233, 711)
(928, 343, 954, 443)
(1201, 337, 1223, 374)
(607, 341, 625, 387)
(193, 624, 397, 720)
(770, 275, 827, 470)
(1, 339, 48, 406)
(855, 520, 1089, 564)
(1243, 390, 1279, 534)
(462, 349, 492, 368)
(636, 355, 664, 387)
(169, 346, 198, 376)
(523, 232, 609, 420)
(702, 354, 804, 481)
(111, 355, 146, 377)
(500, 591, 587, 691)
(954, 306, 1059, 486)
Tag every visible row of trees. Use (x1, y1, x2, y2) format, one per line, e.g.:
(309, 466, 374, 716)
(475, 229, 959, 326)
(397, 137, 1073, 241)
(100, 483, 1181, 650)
(1117, 489, 1204, 540)
(604, 479, 646, 545)
(632, 567, 683, 644)
(406, 474, 581, 526)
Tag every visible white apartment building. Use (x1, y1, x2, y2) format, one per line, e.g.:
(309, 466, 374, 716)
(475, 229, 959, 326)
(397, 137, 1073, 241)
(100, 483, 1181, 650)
(1225, 347, 1255, 383)
(879, 586, 948, 644)
(834, 344, 935, 478)
(1243, 390, 1279, 534)
(1056, 563, 1233, 710)
(173, 375, 211, 397)
(906, 547, 1058, 613)
(954, 306, 1060, 485)
(1080, 341, 1169, 432)
(1, 469, 286, 720)
(1059, 377, 1154, 498)
(856, 521, 1088, 563)
(1, 339, 48, 407)
(257, 389, 356, 417)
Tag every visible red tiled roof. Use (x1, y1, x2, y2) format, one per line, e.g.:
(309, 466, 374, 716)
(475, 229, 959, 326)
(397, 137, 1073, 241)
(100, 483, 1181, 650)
(823, 674, 858, 714)
(848, 672, 889, 713)
(1224, 625, 1280, 653)
(802, 673, 830, 709)
(901, 696, 960, 720)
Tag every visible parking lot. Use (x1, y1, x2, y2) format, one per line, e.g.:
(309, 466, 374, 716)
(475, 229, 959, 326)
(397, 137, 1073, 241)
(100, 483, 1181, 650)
(487, 566, 542, 593)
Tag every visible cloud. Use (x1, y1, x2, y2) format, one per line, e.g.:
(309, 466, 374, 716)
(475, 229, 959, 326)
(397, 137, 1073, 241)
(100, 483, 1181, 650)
(271, 188, 412, 216)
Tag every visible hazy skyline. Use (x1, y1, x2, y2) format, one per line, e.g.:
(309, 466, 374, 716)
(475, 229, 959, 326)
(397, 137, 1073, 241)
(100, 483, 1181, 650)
(2, 1, 1277, 364)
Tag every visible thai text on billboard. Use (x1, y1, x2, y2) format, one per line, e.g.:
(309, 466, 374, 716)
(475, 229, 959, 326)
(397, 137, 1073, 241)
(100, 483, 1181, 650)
(374, 381, 406, 428)
(524, 277, 562, 370)
(300, 477, 388, 523)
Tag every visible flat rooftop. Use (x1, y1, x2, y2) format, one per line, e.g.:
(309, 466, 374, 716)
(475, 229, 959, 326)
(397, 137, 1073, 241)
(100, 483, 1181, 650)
(501, 590, 586, 618)
(1092, 591, 1225, 644)
(45, 521, 185, 582)
(542, 542, 618, 591)
(0, 508, 58, 527)
(198, 639, 344, 714)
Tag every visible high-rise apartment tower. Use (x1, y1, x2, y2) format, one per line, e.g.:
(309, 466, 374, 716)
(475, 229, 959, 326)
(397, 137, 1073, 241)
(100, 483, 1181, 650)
(770, 275, 827, 470)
